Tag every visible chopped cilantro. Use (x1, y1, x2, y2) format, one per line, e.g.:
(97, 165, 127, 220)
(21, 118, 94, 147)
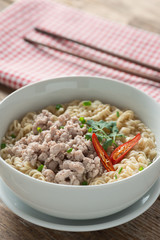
(79, 117, 86, 124)
(86, 120, 119, 134)
(85, 119, 125, 151)
(11, 134, 16, 138)
(118, 167, 123, 174)
(59, 126, 64, 129)
(80, 124, 84, 128)
(113, 140, 118, 147)
(85, 132, 106, 143)
(83, 101, 92, 106)
(37, 164, 44, 172)
(116, 111, 120, 117)
(37, 127, 42, 133)
(56, 104, 62, 110)
(67, 148, 73, 153)
(85, 133, 92, 141)
(1, 143, 6, 149)
(139, 166, 144, 171)
(102, 138, 113, 151)
(81, 181, 88, 185)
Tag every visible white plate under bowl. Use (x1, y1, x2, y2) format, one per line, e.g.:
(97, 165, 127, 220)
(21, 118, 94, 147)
(0, 178, 159, 232)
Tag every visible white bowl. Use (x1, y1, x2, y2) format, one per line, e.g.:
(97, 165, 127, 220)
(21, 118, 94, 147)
(0, 76, 160, 220)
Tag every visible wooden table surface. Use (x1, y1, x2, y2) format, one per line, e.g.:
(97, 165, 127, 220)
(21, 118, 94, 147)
(0, 0, 160, 239)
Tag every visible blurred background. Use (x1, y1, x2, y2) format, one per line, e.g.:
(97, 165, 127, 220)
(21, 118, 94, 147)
(1, 0, 160, 33)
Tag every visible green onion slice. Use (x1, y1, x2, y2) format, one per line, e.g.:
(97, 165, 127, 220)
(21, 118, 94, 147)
(116, 111, 120, 117)
(67, 148, 73, 153)
(37, 164, 44, 172)
(83, 101, 92, 106)
(37, 127, 42, 133)
(1, 143, 6, 149)
(88, 127, 93, 133)
(56, 104, 62, 110)
(11, 134, 16, 138)
(79, 117, 86, 124)
(81, 181, 88, 185)
(59, 126, 64, 129)
(118, 167, 123, 174)
(139, 166, 144, 171)
(115, 174, 118, 179)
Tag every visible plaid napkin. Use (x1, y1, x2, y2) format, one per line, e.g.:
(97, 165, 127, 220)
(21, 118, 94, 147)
(0, 0, 160, 102)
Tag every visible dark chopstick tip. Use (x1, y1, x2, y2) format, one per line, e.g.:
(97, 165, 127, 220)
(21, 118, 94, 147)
(23, 37, 36, 45)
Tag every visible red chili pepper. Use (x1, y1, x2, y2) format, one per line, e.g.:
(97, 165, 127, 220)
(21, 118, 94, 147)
(92, 133, 115, 172)
(110, 133, 141, 164)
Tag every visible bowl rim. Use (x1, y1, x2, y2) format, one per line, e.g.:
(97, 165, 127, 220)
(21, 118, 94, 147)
(0, 75, 160, 189)
(0, 75, 159, 106)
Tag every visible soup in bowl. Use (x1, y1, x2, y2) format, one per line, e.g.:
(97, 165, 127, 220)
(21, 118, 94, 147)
(0, 76, 159, 220)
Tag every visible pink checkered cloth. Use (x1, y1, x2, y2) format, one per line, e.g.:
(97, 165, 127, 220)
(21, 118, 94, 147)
(0, 0, 160, 102)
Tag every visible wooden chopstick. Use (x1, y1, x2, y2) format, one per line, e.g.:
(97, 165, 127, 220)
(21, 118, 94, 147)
(24, 37, 160, 83)
(35, 27, 160, 73)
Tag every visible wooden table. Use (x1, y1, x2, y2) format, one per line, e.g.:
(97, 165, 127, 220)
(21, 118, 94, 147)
(0, 0, 160, 239)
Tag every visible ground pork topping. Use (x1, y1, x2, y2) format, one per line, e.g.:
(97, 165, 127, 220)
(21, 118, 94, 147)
(9, 111, 104, 185)
(32, 110, 53, 134)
